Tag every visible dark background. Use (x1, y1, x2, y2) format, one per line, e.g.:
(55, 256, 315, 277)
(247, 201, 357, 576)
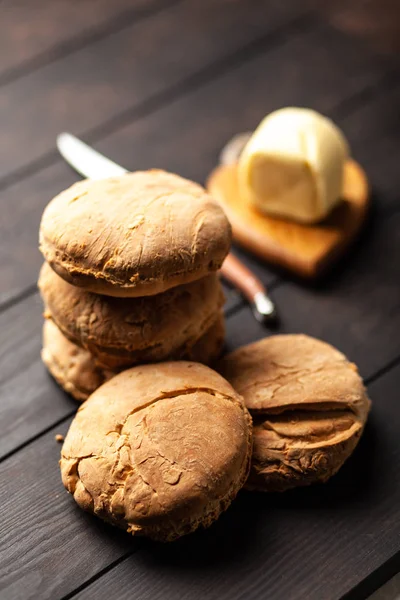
(0, 1, 399, 599)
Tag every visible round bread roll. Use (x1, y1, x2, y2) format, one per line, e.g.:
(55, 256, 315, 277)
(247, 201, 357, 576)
(39, 170, 231, 297)
(41, 319, 114, 401)
(38, 262, 224, 369)
(184, 312, 225, 365)
(60, 362, 253, 541)
(42, 315, 225, 401)
(219, 334, 370, 492)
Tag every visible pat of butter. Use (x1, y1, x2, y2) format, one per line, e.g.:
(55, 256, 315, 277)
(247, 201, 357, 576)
(238, 108, 349, 223)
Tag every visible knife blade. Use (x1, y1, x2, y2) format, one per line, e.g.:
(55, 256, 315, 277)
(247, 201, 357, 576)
(57, 133, 128, 179)
(56, 132, 276, 323)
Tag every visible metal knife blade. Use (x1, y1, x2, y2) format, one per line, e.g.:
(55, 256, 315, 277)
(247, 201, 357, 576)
(57, 133, 127, 179)
(56, 132, 276, 323)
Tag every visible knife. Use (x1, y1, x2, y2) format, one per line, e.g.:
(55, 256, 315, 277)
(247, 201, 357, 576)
(56, 132, 276, 323)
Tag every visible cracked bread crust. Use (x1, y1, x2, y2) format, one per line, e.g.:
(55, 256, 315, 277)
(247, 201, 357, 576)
(60, 362, 253, 541)
(219, 334, 371, 492)
(42, 315, 225, 401)
(39, 170, 231, 297)
(39, 262, 224, 369)
(41, 319, 114, 401)
(183, 312, 225, 365)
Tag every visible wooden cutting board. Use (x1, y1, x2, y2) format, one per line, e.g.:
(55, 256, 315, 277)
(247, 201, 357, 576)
(207, 159, 369, 278)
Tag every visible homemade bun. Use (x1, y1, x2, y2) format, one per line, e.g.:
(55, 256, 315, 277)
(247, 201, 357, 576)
(60, 362, 252, 541)
(39, 262, 224, 369)
(184, 312, 225, 365)
(219, 334, 370, 491)
(42, 315, 225, 401)
(39, 170, 231, 297)
(41, 319, 114, 401)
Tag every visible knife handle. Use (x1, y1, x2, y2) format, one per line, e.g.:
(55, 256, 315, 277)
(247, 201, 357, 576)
(220, 253, 276, 323)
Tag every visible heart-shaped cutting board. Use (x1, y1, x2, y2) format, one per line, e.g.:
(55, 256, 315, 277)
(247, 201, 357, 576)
(207, 159, 369, 278)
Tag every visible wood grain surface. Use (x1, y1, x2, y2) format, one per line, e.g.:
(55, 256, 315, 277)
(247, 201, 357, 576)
(0, 0, 166, 83)
(0, 419, 135, 600)
(75, 364, 400, 600)
(225, 213, 400, 380)
(0, 0, 307, 181)
(338, 79, 400, 215)
(0, 362, 398, 600)
(0, 14, 395, 304)
(73, 363, 400, 600)
(0, 0, 310, 305)
(0, 1, 399, 599)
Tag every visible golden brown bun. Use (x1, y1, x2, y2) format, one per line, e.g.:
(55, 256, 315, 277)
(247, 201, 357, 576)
(41, 319, 114, 401)
(42, 316, 225, 401)
(38, 262, 224, 369)
(39, 170, 231, 297)
(184, 312, 225, 365)
(60, 362, 253, 541)
(219, 334, 370, 492)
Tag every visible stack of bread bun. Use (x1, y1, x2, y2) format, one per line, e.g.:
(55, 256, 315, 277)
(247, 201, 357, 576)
(38, 169, 371, 543)
(38, 170, 231, 401)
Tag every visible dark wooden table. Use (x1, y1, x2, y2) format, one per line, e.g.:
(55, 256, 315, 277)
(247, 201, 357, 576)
(0, 1, 399, 599)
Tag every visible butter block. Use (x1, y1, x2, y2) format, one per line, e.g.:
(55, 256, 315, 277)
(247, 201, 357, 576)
(238, 108, 350, 223)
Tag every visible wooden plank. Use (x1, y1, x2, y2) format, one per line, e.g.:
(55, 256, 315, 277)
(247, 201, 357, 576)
(338, 79, 400, 215)
(0, 16, 392, 304)
(0, 161, 77, 306)
(0, 284, 240, 460)
(91, 20, 395, 279)
(94, 19, 391, 182)
(0, 5, 398, 600)
(0, 0, 160, 81)
(311, 0, 400, 58)
(0, 419, 136, 600)
(226, 213, 400, 382)
(0, 292, 75, 460)
(2, 360, 396, 600)
(0, 0, 308, 181)
(0, 216, 398, 597)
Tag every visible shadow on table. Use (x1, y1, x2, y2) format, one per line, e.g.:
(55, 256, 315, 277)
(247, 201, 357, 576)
(141, 488, 266, 570)
(234, 188, 379, 292)
(135, 415, 382, 574)
(261, 417, 381, 511)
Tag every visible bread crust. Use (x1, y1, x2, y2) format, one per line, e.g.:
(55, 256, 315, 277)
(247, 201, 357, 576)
(183, 312, 225, 365)
(39, 170, 231, 297)
(219, 334, 371, 492)
(60, 362, 253, 541)
(42, 315, 225, 401)
(39, 262, 224, 369)
(41, 319, 113, 401)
